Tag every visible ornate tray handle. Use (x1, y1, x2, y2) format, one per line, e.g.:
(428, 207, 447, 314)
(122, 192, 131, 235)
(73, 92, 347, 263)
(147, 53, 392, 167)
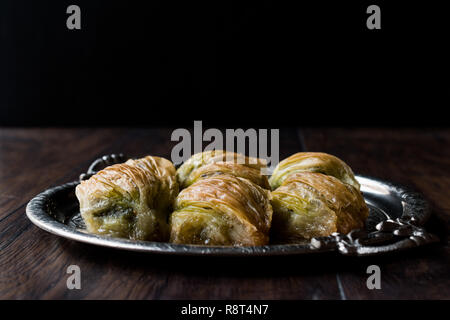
(310, 218, 439, 256)
(79, 153, 127, 181)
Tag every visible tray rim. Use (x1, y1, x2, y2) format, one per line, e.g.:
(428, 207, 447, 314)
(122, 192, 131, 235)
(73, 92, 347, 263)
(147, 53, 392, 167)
(25, 174, 438, 257)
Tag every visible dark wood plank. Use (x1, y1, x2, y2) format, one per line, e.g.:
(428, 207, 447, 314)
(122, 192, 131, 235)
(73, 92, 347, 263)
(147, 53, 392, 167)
(0, 127, 176, 298)
(2, 127, 340, 300)
(301, 127, 450, 299)
(1, 127, 449, 299)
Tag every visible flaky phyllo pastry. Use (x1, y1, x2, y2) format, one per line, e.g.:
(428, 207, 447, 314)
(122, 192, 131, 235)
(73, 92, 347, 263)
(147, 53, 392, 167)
(271, 172, 368, 241)
(176, 150, 270, 189)
(269, 152, 361, 191)
(270, 152, 368, 241)
(75, 151, 366, 245)
(75, 156, 178, 241)
(170, 174, 273, 246)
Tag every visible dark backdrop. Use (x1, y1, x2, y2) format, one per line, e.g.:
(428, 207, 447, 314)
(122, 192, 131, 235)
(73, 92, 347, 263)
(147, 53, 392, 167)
(0, 0, 447, 127)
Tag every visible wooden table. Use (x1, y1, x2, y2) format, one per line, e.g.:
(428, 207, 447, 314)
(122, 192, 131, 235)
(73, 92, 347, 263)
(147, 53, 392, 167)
(0, 127, 449, 299)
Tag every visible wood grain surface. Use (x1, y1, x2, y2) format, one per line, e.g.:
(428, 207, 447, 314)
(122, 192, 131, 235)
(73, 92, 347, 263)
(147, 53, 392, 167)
(0, 127, 448, 299)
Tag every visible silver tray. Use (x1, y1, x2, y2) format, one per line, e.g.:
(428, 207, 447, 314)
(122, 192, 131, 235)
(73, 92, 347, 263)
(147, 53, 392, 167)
(26, 154, 439, 256)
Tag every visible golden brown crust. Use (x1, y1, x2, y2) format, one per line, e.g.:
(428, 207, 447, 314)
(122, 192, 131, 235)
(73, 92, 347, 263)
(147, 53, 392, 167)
(170, 174, 273, 246)
(75, 156, 178, 241)
(187, 162, 271, 189)
(271, 172, 368, 241)
(282, 172, 368, 234)
(269, 152, 360, 190)
(176, 150, 269, 189)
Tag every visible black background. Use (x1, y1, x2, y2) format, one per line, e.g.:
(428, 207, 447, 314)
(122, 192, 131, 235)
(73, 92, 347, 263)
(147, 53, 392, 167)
(0, 0, 448, 127)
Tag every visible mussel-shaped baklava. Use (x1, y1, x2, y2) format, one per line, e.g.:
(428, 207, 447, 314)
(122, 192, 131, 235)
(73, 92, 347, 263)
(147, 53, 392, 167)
(269, 152, 360, 190)
(169, 174, 273, 246)
(176, 150, 270, 189)
(75, 156, 178, 241)
(271, 172, 368, 241)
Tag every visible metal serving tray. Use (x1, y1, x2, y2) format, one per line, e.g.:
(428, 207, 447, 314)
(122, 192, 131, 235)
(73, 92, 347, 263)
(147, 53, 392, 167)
(26, 154, 438, 256)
